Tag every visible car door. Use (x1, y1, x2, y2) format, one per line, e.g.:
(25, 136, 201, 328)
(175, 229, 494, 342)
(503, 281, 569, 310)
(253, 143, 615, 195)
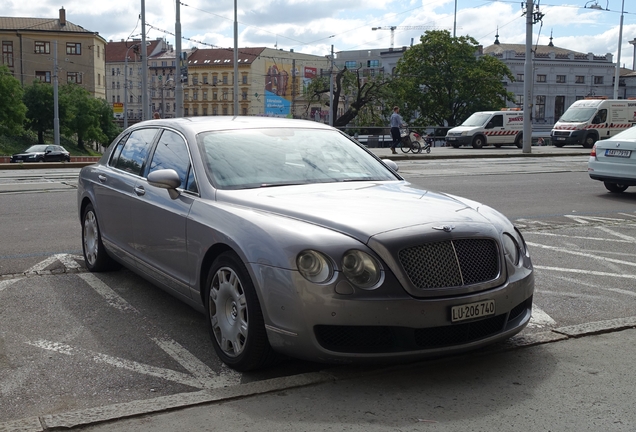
(44, 145, 57, 161)
(129, 128, 197, 298)
(92, 128, 159, 267)
(485, 114, 505, 145)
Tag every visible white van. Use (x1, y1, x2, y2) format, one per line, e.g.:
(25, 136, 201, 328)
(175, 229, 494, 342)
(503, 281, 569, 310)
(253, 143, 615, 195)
(445, 109, 524, 149)
(551, 98, 636, 148)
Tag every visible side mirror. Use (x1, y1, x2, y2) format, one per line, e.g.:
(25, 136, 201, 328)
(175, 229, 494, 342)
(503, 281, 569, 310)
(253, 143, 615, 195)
(381, 159, 399, 172)
(148, 169, 181, 199)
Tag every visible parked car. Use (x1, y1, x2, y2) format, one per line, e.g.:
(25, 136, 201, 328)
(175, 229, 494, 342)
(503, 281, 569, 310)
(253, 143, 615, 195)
(10, 145, 71, 163)
(588, 126, 636, 193)
(77, 117, 534, 371)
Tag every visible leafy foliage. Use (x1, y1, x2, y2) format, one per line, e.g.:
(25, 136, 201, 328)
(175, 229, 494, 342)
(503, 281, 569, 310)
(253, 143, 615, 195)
(394, 30, 515, 127)
(0, 65, 27, 135)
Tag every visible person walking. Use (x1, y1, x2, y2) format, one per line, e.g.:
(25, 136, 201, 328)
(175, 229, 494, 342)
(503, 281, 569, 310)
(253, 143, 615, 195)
(390, 106, 405, 154)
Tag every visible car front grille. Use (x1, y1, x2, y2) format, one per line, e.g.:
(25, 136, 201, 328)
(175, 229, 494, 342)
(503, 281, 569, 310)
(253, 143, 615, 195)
(398, 239, 499, 289)
(553, 131, 570, 137)
(314, 299, 532, 353)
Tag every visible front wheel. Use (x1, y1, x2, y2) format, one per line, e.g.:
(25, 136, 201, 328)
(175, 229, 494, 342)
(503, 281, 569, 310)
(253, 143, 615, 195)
(472, 135, 485, 149)
(426, 147, 431, 154)
(604, 182, 628, 193)
(82, 203, 118, 272)
(412, 141, 422, 153)
(583, 134, 597, 149)
(400, 140, 411, 153)
(206, 251, 277, 371)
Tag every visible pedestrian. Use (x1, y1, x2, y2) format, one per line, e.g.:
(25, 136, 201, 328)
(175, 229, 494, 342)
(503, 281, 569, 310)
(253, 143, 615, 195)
(390, 106, 405, 154)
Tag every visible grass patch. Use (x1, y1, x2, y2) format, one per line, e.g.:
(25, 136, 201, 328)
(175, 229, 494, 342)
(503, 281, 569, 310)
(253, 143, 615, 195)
(0, 131, 102, 157)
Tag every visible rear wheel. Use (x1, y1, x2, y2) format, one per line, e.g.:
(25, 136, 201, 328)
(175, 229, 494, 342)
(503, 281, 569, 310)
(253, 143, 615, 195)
(604, 182, 628, 193)
(82, 204, 119, 272)
(412, 141, 422, 153)
(514, 134, 523, 148)
(583, 134, 597, 149)
(554, 141, 565, 148)
(451, 142, 460, 148)
(205, 251, 277, 371)
(472, 135, 485, 149)
(400, 139, 412, 153)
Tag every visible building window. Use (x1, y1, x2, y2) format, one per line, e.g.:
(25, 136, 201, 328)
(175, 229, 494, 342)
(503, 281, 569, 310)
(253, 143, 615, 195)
(593, 76, 604, 85)
(242, 91, 247, 100)
(213, 91, 218, 100)
(535, 95, 546, 120)
(112, 81, 115, 89)
(555, 95, 565, 120)
(117, 95, 120, 103)
(367, 60, 379, 67)
(345, 61, 357, 68)
(193, 107, 198, 116)
(575, 76, 585, 84)
(203, 107, 207, 115)
(112, 95, 115, 103)
(193, 90, 198, 100)
(213, 107, 218, 115)
(516, 74, 524, 82)
(66, 42, 81, 55)
(2, 41, 13, 67)
(98, 74, 101, 85)
(34, 41, 50, 54)
(516, 94, 524, 107)
(67, 72, 82, 83)
(222, 75, 228, 85)
(556, 75, 566, 83)
(203, 91, 208, 100)
(185, 108, 189, 116)
(223, 107, 228, 115)
(536, 74, 546, 83)
(223, 90, 228, 100)
(203, 75, 208, 84)
(213, 76, 218, 85)
(242, 107, 248, 115)
(192, 76, 198, 85)
(242, 74, 248, 84)
(36, 71, 51, 83)
(184, 92, 189, 101)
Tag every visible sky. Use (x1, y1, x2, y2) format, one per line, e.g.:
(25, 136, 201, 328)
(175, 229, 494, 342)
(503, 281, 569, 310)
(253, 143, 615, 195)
(4, 0, 636, 69)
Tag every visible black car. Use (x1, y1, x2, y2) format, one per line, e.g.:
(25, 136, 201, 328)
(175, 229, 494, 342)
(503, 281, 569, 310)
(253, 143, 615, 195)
(10, 145, 71, 163)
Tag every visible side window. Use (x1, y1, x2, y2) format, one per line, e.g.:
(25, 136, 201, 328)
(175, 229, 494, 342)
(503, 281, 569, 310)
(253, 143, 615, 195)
(148, 130, 194, 190)
(491, 115, 503, 128)
(109, 133, 130, 167)
(114, 129, 157, 175)
(593, 109, 607, 124)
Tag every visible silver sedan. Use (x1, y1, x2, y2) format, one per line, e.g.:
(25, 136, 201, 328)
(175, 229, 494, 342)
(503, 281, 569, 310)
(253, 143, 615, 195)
(77, 117, 534, 371)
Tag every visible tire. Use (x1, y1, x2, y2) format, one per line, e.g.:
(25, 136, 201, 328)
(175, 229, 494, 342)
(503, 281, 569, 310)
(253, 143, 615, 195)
(514, 134, 523, 148)
(400, 140, 411, 153)
(82, 203, 118, 272)
(583, 134, 597, 149)
(451, 142, 460, 148)
(494, 144, 502, 148)
(554, 141, 565, 148)
(472, 135, 485, 149)
(604, 182, 628, 193)
(205, 251, 277, 371)
(426, 147, 431, 154)
(412, 141, 422, 153)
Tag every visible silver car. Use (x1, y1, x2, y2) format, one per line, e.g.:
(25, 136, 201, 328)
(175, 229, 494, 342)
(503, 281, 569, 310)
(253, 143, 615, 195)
(77, 117, 534, 371)
(588, 126, 636, 193)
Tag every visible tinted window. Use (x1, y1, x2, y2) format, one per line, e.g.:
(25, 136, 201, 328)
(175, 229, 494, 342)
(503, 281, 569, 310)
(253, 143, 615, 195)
(114, 129, 157, 175)
(109, 133, 129, 166)
(148, 130, 193, 190)
(491, 115, 503, 127)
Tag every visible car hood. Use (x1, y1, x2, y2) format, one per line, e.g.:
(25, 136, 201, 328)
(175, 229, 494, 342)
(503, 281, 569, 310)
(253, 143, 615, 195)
(13, 151, 44, 156)
(217, 182, 490, 243)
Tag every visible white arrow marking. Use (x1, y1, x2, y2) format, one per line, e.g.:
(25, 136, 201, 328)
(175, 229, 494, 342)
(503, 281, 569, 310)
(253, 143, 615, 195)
(528, 305, 556, 328)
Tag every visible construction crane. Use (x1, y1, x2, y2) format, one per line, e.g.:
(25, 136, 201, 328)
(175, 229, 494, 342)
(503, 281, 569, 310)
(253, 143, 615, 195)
(372, 26, 452, 49)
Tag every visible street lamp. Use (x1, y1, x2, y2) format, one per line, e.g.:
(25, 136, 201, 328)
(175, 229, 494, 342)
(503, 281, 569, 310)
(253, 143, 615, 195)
(584, 0, 608, 9)
(613, 0, 625, 99)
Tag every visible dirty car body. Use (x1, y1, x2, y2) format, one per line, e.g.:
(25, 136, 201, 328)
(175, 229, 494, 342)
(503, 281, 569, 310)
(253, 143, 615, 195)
(77, 116, 534, 371)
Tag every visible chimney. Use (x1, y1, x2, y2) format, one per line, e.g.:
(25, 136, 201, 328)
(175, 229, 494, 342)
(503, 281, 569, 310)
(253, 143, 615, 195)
(59, 7, 66, 26)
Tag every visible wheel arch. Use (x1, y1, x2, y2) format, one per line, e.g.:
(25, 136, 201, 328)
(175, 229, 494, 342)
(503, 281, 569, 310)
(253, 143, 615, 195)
(199, 243, 236, 304)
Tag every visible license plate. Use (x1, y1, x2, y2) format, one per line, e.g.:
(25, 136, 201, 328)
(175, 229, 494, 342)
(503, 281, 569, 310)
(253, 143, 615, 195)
(556, 137, 566, 141)
(446, 137, 456, 141)
(451, 300, 495, 323)
(605, 149, 631, 158)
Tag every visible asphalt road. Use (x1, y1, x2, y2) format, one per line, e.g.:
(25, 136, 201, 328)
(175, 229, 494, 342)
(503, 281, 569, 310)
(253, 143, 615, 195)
(1, 157, 635, 429)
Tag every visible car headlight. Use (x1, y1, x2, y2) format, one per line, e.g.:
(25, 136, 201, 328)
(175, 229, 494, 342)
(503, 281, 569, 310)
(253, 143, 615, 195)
(502, 233, 520, 265)
(342, 250, 381, 289)
(297, 250, 333, 283)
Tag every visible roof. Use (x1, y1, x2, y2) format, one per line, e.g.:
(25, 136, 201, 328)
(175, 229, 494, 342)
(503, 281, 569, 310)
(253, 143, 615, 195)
(105, 40, 166, 63)
(0, 16, 96, 35)
(187, 48, 266, 67)
(483, 43, 610, 61)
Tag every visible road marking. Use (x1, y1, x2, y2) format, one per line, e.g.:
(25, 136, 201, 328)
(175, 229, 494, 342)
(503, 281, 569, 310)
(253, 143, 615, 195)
(563, 214, 631, 224)
(596, 226, 636, 241)
(527, 242, 636, 269)
(525, 232, 633, 243)
(534, 265, 636, 280)
(77, 273, 138, 313)
(0, 278, 22, 292)
(24, 253, 82, 274)
(528, 305, 556, 328)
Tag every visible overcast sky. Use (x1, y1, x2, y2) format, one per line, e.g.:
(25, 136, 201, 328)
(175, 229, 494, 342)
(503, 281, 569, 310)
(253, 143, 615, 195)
(5, 0, 636, 68)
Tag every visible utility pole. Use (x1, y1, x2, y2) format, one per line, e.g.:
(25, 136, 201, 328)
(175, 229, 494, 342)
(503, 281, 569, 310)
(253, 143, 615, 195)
(233, 0, 239, 116)
(329, 45, 334, 126)
(175, 0, 183, 117)
(522, 1, 543, 154)
(141, 0, 149, 120)
(53, 40, 60, 146)
(613, 0, 625, 99)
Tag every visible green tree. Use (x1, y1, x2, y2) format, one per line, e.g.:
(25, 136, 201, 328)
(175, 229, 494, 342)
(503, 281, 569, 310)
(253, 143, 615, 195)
(23, 80, 57, 143)
(304, 67, 392, 127)
(0, 65, 27, 135)
(60, 83, 103, 149)
(95, 98, 122, 147)
(394, 30, 515, 127)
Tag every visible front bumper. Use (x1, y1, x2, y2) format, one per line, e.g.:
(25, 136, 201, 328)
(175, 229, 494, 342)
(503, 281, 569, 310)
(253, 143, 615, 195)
(445, 136, 473, 146)
(551, 130, 586, 145)
(252, 263, 534, 364)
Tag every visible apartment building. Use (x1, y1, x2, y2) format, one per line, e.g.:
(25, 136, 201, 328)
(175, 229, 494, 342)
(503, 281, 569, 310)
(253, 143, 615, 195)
(182, 47, 330, 118)
(0, 8, 107, 98)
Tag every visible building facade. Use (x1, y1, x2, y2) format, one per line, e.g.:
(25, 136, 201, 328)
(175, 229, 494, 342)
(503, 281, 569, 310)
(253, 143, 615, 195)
(0, 8, 107, 98)
(182, 47, 330, 118)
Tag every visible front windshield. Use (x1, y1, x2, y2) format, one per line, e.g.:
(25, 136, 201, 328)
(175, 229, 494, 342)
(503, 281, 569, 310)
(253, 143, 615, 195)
(24, 145, 48, 152)
(559, 108, 597, 123)
(198, 128, 399, 189)
(461, 113, 492, 127)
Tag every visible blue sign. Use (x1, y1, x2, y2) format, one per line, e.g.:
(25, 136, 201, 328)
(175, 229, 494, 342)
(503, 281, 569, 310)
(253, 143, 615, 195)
(264, 90, 291, 116)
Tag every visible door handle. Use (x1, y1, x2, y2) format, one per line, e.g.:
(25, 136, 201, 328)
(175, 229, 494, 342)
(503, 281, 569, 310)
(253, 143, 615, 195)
(134, 186, 145, 196)
(98, 174, 107, 182)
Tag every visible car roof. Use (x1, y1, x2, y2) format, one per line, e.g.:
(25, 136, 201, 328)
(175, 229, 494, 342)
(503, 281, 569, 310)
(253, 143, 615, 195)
(127, 116, 335, 135)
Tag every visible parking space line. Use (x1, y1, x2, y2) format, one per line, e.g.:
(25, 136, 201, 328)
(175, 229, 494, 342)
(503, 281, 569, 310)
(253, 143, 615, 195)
(528, 243, 636, 269)
(525, 232, 632, 243)
(596, 226, 636, 241)
(77, 273, 138, 313)
(534, 265, 636, 280)
(0, 278, 22, 292)
(528, 305, 556, 328)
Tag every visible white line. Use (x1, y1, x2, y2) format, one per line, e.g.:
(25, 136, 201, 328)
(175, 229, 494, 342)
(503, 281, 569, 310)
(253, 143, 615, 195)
(527, 242, 636, 268)
(596, 226, 636, 241)
(58, 254, 82, 269)
(24, 255, 59, 274)
(27, 339, 204, 389)
(77, 273, 138, 313)
(618, 213, 636, 219)
(563, 214, 629, 224)
(528, 305, 556, 328)
(152, 338, 241, 389)
(0, 278, 22, 292)
(534, 265, 636, 280)
(525, 232, 632, 243)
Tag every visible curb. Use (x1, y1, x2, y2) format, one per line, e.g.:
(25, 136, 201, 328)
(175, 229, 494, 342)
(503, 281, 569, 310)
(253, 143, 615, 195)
(2, 316, 635, 432)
